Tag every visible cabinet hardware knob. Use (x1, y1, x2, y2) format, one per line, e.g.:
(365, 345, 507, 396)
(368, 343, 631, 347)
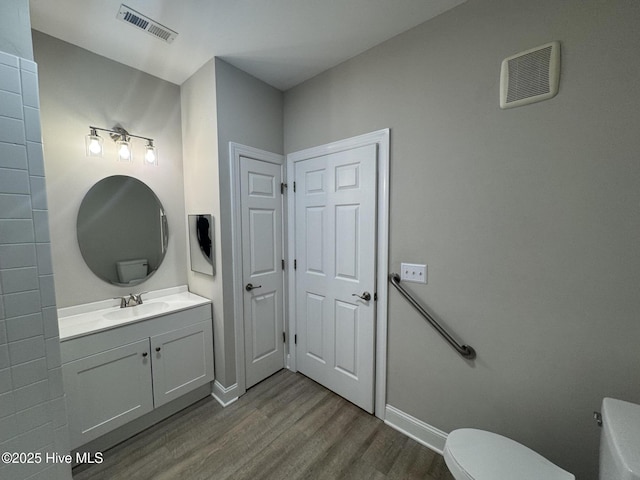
(155, 347, 161, 352)
(142, 352, 148, 357)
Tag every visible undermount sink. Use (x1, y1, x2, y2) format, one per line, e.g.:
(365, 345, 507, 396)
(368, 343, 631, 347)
(103, 302, 170, 321)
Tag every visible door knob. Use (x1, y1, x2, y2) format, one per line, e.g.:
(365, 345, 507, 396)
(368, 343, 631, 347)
(246, 283, 262, 291)
(352, 292, 372, 301)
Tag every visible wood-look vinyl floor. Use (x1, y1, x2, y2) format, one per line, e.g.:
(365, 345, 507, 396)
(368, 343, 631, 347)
(73, 370, 455, 480)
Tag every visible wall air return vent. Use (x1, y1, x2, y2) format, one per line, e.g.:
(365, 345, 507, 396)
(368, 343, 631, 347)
(116, 4, 178, 44)
(500, 41, 560, 109)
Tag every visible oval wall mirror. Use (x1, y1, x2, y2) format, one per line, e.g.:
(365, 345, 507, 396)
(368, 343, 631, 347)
(77, 175, 168, 286)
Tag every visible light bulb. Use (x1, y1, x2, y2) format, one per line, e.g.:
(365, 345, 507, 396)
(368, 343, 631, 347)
(144, 141, 157, 166)
(119, 144, 130, 160)
(116, 137, 132, 162)
(88, 138, 102, 155)
(85, 129, 103, 157)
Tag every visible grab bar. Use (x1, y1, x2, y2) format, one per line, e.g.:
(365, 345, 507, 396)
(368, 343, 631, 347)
(389, 273, 476, 360)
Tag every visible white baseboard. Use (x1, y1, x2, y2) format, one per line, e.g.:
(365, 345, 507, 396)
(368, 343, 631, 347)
(212, 380, 239, 407)
(384, 404, 448, 455)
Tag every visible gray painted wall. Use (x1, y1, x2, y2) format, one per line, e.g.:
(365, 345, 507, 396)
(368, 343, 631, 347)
(284, 0, 640, 478)
(180, 59, 228, 385)
(33, 32, 187, 308)
(214, 58, 284, 386)
(179, 58, 282, 387)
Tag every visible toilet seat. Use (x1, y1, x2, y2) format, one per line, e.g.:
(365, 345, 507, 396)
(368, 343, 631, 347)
(443, 428, 574, 480)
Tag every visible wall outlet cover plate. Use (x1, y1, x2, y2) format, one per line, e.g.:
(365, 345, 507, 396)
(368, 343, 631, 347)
(400, 263, 427, 284)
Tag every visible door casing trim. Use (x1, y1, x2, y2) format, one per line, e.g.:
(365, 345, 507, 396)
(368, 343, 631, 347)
(230, 142, 286, 398)
(286, 129, 390, 419)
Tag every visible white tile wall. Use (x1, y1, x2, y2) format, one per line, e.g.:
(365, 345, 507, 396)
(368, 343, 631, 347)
(0, 319, 6, 343)
(25, 142, 44, 176)
(0, 117, 26, 145)
(1, 267, 39, 293)
(0, 54, 71, 480)
(0, 63, 21, 93)
(0, 91, 24, 120)
(0, 391, 14, 418)
(0, 52, 18, 68)
(0, 369, 12, 394)
(0, 194, 32, 219)
(0, 219, 34, 244)
(0, 168, 30, 194)
(0, 143, 27, 170)
(6, 313, 43, 341)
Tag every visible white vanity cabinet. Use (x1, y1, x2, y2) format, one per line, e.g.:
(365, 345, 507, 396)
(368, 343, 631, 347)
(150, 321, 213, 407)
(60, 303, 214, 450)
(63, 339, 154, 449)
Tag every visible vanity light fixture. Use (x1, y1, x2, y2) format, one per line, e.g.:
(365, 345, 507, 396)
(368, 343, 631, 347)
(116, 134, 132, 163)
(85, 127, 104, 157)
(144, 139, 158, 166)
(86, 125, 157, 166)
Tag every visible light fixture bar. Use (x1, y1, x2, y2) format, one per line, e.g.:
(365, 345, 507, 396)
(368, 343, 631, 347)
(89, 125, 154, 143)
(86, 125, 158, 166)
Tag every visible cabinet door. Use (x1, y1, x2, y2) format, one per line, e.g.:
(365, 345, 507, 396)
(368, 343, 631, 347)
(150, 321, 214, 407)
(62, 339, 153, 449)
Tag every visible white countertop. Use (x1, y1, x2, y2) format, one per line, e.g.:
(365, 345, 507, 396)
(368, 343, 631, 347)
(58, 286, 211, 341)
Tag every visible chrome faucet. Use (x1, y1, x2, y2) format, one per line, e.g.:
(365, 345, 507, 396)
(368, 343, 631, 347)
(128, 292, 147, 306)
(114, 296, 128, 308)
(113, 292, 147, 308)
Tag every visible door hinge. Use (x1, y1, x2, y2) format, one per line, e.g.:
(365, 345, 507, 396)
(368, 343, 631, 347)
(294, 334, 297, 345)
(374, 292, 378, 301)
(283, 332, 286, 343)
(282, 259, 285, 270)
(294, 259, 297, 270)
(293, 181, 296, 192)
(281, 182, 287, 194)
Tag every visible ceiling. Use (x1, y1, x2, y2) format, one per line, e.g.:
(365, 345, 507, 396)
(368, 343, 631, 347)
(29, 0, 466, 90)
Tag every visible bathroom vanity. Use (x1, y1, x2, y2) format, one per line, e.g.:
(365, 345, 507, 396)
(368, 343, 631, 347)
(58, 287, 214, 450)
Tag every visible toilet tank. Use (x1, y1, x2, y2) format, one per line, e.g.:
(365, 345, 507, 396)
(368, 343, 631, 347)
(600, 398, 640, 480)
(116, 259, 148, 284)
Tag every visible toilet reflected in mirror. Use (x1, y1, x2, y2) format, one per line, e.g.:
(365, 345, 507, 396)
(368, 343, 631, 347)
(188, 214, 215, 276)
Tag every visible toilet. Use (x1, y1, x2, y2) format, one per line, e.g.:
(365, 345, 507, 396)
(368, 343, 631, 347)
(116, 259, 148, 284)
(443, 397, 640, 480)
(600, 398, 640, 480)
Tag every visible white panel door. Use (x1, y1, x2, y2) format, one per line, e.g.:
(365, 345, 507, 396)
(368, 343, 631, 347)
(241, 156, 285, 388)
(295, 144, 377, 412)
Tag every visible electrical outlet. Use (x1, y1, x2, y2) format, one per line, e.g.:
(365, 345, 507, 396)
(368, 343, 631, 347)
(400, 263, 427, 284)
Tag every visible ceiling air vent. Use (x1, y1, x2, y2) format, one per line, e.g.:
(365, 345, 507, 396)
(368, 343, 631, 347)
(116, 4, 178, 44)
(500, 41, 560, 109)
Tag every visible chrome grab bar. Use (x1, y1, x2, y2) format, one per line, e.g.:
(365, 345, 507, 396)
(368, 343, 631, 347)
(389, 273, 476, 360)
